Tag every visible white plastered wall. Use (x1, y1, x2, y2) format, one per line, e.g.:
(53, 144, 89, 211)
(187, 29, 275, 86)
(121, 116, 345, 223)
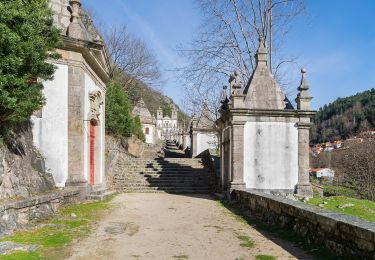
(31, 64, 69, 187)
(83, 73, 105, 185)
(243, 121, 298, 190)
(196, 132, 218, 155)
(143, 124, 155, 144)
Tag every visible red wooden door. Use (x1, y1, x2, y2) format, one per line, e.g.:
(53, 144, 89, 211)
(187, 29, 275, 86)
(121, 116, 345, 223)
(89, 123, 95, 185)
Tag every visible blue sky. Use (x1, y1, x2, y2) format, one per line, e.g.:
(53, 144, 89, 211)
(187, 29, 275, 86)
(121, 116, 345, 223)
(82, 0, 375, 110)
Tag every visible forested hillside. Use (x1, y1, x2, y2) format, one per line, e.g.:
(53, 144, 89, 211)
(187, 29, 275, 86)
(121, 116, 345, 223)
(125, 76, 188, 123)
(311, 88, 375, 143)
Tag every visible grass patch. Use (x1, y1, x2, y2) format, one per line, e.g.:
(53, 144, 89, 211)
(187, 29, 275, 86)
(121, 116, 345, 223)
(0, 251, 41, 260)
(216, 199, 338, 260)
(172, 255, 189, 259)
(0, 194, 117, 259)
(323, 185, 359, 198)
(307, 196, 375, 222)
(256, 255, 276, 260)
(236, 235, 255, 248)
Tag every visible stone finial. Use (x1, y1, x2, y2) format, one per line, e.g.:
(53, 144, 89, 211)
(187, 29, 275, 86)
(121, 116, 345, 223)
(220, 85, 229, 111)
(221, 85, 228, 102)
(68, 0, 83, 39)
(295, 68, 313, 110)
(229, 71, 242, 95)
(256, 38, 268, 66)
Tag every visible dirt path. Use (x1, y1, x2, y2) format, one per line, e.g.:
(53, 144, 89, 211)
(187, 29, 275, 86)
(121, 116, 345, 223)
(68, 193, 314, 260)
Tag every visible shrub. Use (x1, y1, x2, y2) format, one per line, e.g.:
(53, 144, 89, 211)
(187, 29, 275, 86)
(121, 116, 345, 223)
(105, 79, 133, 137)
(132, 116, 145, 142)
(105, 77, 146, 142)
(0, 0, 61, 130)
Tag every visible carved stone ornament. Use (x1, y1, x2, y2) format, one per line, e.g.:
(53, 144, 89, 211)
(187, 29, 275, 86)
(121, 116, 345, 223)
(229, 71, 242, 95)
(88, 91, 103, 125)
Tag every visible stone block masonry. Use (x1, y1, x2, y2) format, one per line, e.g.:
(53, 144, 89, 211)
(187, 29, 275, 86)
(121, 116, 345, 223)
(0, 189, 81, 236)
(232, 189, 375, 259)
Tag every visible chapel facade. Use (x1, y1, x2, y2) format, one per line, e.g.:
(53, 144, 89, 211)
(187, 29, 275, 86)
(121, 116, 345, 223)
(217, 41, 315, 197)
(31, 0, 110, 189)
(132, 98, 157, 144)
(156, 107, 178, 140)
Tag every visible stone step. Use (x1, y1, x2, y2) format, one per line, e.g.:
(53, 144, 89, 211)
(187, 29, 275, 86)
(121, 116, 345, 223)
(118, 187, 213, 193)
(116, 183, 211, 188)
(86, 190, 116, 201)
(114, 174, 211, 179)
(117, 167, 206, 171)
(113, 180, 212, 184)
(114, 176, 212, 181)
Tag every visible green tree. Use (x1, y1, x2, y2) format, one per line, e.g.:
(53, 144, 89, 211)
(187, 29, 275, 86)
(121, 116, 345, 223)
(105, 78, 133, 137)
(132, 116, 145, 142)
(161, 102, 172, 117)
(0, 0, 61, 129)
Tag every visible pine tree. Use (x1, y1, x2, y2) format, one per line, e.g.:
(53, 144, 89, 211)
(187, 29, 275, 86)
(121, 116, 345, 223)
(0, 0, 61, 130)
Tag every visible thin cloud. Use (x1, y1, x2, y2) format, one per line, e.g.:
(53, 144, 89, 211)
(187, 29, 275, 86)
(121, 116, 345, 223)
(113, 0, 181, 69)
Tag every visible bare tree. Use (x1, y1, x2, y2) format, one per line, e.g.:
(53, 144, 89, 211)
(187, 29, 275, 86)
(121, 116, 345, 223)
(335, 138, 375, 201)
(177, 0, 305, 118)
(105, 25, 161, 87)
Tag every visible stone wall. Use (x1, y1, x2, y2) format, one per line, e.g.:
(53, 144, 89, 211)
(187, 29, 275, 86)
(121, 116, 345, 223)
(0, 124, 55, 200)
(0, 189, 81, 236)
(232, 190, 375, 259)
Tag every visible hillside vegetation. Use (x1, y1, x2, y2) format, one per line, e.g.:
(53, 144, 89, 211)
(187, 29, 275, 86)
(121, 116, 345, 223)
(311, 88, 375, 143)
(124, 75, 188, 123)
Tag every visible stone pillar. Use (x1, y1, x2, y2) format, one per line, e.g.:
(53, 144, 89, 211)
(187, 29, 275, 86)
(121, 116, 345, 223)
(66, 65, 86, 186)
(230, 122, 246, 191)
(219, 129, 224, 191)
(190, 131, 198, 158)
(296, 122, 313, 197)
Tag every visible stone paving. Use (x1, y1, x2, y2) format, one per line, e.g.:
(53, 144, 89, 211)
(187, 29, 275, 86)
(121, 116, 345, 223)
(67, 193, 314, 260)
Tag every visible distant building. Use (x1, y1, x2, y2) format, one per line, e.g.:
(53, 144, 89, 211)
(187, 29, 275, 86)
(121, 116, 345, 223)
(156, 107, 178, 140)
(190, 104, 218, 157)
(310, 168, 335, 179)
(132, 98, 156, 144)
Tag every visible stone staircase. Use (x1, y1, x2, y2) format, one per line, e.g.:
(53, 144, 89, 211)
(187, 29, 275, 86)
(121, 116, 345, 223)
(111, 141, 214, 193)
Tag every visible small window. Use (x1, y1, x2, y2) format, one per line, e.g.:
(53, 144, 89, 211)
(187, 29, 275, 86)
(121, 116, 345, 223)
(145, 128, 149, 135)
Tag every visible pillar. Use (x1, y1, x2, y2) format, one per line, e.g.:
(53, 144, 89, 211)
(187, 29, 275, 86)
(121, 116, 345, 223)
(66, 65, 86, 186)
(296, 122, 313, 197)
(230, 122, 246, 191)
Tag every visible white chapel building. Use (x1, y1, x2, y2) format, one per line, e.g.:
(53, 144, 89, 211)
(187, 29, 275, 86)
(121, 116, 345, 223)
(31, 0, 110, 189)
(156, 107, 178, 140)
(132, 98, 156, 144)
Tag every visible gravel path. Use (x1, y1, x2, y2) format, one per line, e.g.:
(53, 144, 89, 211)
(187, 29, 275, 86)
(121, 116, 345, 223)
(68, 193, 314, 260)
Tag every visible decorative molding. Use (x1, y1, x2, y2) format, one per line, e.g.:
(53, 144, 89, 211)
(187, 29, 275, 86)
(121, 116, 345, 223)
(88, 91, 103, 125)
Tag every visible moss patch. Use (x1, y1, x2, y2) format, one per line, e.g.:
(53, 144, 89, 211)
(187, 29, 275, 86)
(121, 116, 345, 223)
(236, 235, 255, 248)
(0, 194, 117, 259)
(307, 196, 375, 222)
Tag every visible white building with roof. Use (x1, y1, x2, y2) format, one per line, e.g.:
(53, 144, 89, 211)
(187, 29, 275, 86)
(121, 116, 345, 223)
(156, 107, 178, 140)
(31, 0, 110, 189)
(132, 98, 156, 144)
